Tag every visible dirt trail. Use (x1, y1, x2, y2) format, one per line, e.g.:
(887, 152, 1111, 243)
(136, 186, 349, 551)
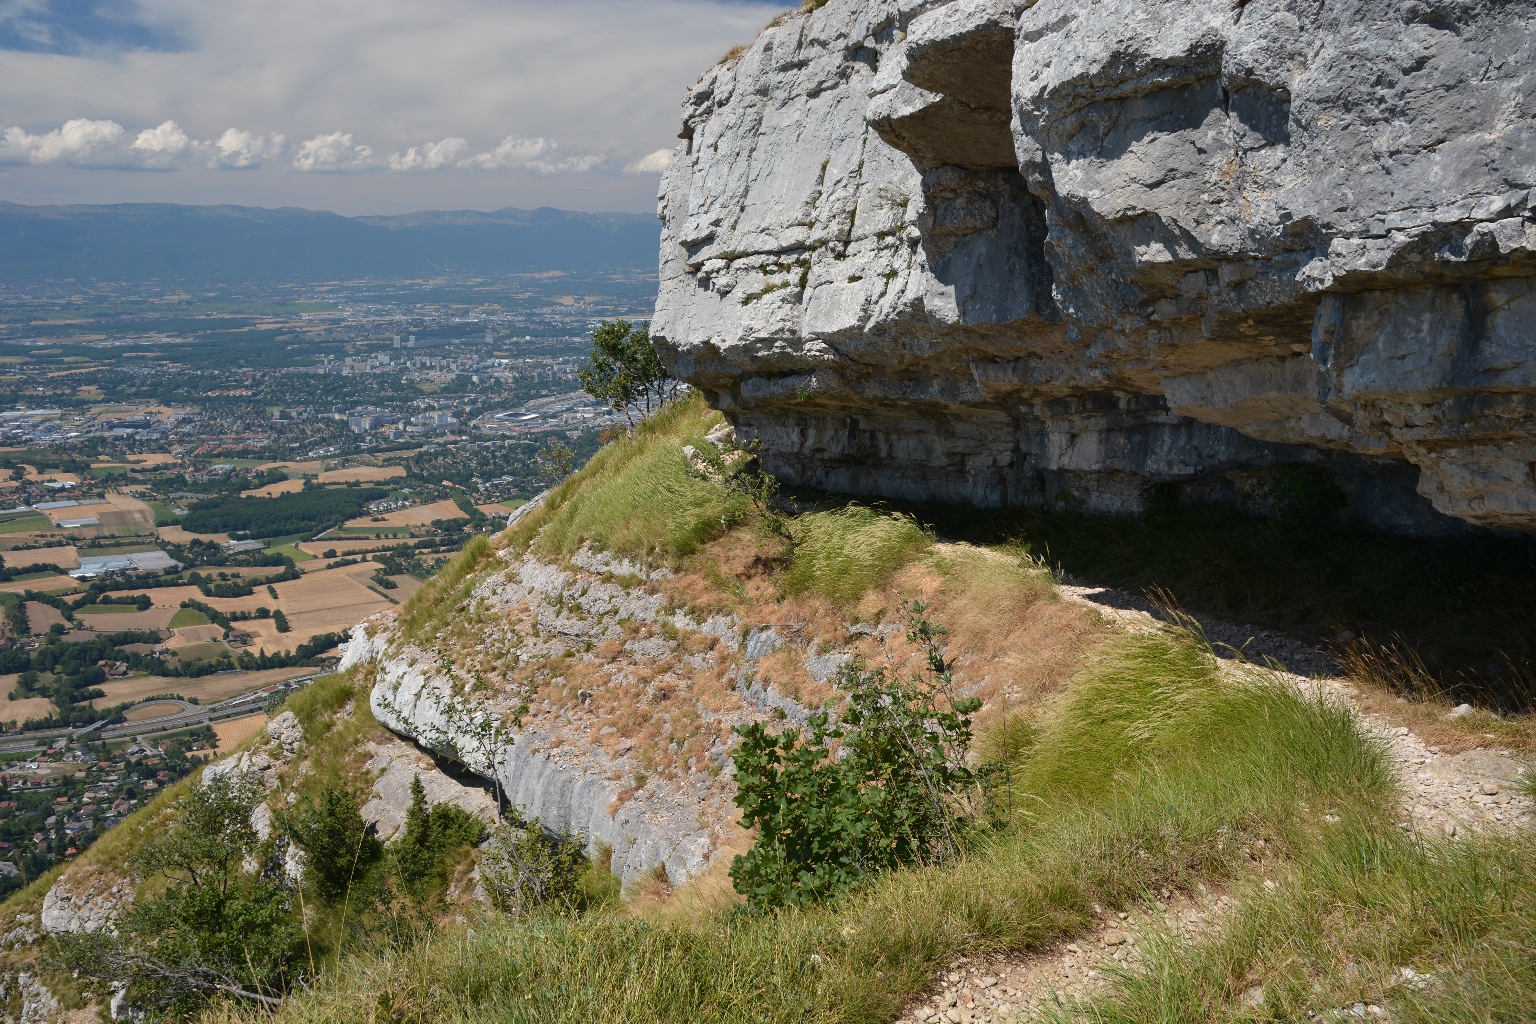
(1057, 582, 1534, 836)
(897, 581, 1533, 1024)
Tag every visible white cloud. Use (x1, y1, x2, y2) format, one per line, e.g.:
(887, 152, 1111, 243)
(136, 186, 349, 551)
(623, 147, 674, 175)
(459, 135, 606, 175)
(0, 0, 784, 209)
(0, 117, 287, 170)
(293, 131, 374, 172)
(130, 120, 193, 167)
(208, 128, 286, 169)
(0, 117, 131, 166)
(386, 137, 468, 172)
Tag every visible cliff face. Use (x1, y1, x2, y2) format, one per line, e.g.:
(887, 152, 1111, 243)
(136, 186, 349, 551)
(653, 0, 1536, 532)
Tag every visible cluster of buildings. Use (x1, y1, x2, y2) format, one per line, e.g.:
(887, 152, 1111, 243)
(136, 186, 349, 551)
(0, 407, 184, 445)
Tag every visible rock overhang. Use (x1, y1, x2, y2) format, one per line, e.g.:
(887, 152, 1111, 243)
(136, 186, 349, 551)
(652, 0, 1536, 533)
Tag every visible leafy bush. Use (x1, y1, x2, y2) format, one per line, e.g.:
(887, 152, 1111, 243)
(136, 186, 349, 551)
(729, 604, 983, 907)
(479, 819, 586, 917)
(282, 787, 383, 904)
(54, 774, 305, 1013)
(577, 319, 678, 429)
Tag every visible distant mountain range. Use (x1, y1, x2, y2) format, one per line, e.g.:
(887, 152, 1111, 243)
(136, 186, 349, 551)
(0, 202, 661, 285)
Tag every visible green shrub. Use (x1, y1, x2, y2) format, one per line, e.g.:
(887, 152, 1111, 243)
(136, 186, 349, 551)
(282, 787, 383, 905)
(480, 819, 587, 917)
(55, 774, 305, 1014)
(730, 604, 983, 908)
(393, 776, 485, 898)
(782, 505, 930, 603)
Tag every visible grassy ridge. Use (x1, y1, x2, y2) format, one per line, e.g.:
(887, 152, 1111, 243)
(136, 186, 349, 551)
(204, 624, 1525, 1024)
(258, 401, 1535, 1024)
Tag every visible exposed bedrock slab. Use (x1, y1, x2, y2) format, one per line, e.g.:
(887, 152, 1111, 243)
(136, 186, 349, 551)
(652, 0, 1536, 531)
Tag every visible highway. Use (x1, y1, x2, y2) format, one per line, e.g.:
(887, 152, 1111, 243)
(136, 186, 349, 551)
(0, 676, 316, 755)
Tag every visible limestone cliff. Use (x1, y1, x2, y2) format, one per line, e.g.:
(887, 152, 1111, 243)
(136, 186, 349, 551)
(653, 0, 1536, 532)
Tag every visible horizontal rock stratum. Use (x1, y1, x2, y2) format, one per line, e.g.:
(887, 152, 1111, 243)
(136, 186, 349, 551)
(652, 0, 1536, 532)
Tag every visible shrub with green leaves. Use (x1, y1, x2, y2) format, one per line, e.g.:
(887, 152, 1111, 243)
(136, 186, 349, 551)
(54, 774, 306, 1013)
(393, 775, 485, 897)
(729, 604, 983, 907)
(479, 818, 586, 918)
(281, 787, 383, 905)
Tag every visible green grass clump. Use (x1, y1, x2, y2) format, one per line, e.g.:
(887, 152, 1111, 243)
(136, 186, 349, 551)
(781, 506, 930, 604)
(1079, 831, 1536, 1023)
(513, 395, 748, 562)
(397, 534, 496, 642)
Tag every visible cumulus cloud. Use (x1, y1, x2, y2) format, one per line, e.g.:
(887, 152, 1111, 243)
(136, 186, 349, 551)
(459, 135, 607, 175)
(0, 117, 285, 169)
(207, 127, 286, 168)
(0, 117, 131, 166)
(623, 147, 673, 175)
(385, 137, 468, 172)
(292, 131, 374, 172)
(129, 119, 192, 167)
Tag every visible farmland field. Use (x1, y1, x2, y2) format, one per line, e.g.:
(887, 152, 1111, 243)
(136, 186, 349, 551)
(0, 546, 79, 569)
(318, 465, 404, 484)
(76, 606, 177, 630)
(0, 695, 59, 724)
(212, 712, 268, 753)
(241, 479, 305, 498)
(157, 525, 230, 544)
(88, 666, 313, 706)
(167, 607, 209, 628)
(0, 514, 51, 534)
(0, 543, 77, 568)
(0, 574, 79, 595)
(345, 498, 465, 530)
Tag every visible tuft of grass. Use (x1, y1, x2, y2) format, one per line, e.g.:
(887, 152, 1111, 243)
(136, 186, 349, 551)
(510, 395, 748, 564)
(781, 505, 930, 604)
(397, 533, 496, 642)
(1073, 830, 1536, 1024)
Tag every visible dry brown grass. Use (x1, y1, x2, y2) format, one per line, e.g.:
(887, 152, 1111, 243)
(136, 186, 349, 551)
(0, 545, 79, 569)
(212, 712, 268, 753)
(879, 544, 1108, 726)
(320, 465, 405, 484)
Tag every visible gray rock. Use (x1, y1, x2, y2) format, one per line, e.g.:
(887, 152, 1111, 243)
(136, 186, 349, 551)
(653, 0, 1536, 533)
(40, 875, 130, 935)
(265, 710, 304, 757)
(360, 739, 500, 842)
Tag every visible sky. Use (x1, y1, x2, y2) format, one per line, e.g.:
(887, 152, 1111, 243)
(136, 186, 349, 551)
(0, 0, 784, 215)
